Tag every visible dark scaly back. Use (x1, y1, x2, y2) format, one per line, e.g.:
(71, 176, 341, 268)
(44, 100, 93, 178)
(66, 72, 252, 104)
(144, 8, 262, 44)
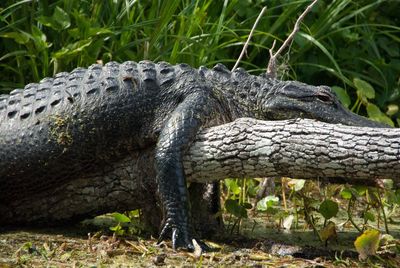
(0, 60, 190, 200)
(1, 62, 130, 129)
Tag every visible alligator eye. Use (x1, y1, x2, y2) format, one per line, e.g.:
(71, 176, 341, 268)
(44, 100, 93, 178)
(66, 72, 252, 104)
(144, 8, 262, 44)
(316, 92, 333, 103)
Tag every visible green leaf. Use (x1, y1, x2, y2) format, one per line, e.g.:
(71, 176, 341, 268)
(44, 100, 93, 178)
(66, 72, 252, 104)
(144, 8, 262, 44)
(388, 88, 400, 102)
(37, 16, 53, 28)
(38, 6, 70, 30)
(257, 195, 279, 211)
(21, 241, 33, 251)
(88, 27, 113, 37)
(319, 221, 337, 243)
(393, 190, 400, 205)
(31, 26, 48, 51)
(353, 186, 367, 196)
(110, 225, 120, 231)
(382, 179, 393, 190)
(354, 229, 381, 261)
(366, 103, 383, 118)
(52, 39, 93, 59)
(225, 179, 241, 195)
(0, 31, 30, 44)
(386, 104, 398, 116)
(224, 199, 248, 218)
(53, 6, 71, 29)
(332, 86, 351, 108)
(129, 209, 140, 218)
(110, 224, 125, 236)
(363, 211, 375, 222)
(0, 50, 27, 61)
(353, 78, 375, 100)
(287, 179, 306, 192)
(340, 29, 359, 42)
(112, 212, 131, 223)
(319, 199, 339, 220)
(366, 103, 394, 127)
(245, 179, 258, 197)
(340, 188, 353, 199)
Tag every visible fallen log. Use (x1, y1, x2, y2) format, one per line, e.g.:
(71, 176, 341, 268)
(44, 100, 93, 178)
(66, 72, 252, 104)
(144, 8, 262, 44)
(1, 118, 398, 225)
(185, 118, 400, 184)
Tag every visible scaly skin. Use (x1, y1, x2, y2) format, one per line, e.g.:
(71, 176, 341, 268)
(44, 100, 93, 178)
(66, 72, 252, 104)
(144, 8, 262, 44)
(0, 61, 385, 251)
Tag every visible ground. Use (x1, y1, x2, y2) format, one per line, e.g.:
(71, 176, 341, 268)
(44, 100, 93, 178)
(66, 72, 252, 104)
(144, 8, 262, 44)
(1, 214, 397, 267)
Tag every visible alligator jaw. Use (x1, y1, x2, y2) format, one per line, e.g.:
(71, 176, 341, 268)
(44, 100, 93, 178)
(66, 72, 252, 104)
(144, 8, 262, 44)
(262, 81, 390, 129)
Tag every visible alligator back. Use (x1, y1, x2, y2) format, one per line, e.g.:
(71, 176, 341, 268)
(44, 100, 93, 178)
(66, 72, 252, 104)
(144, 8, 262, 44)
(0, 61, 192, 201)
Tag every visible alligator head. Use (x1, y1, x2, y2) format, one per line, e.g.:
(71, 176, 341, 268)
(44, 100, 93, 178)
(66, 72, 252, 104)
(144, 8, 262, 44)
(262, 80, 387, 128)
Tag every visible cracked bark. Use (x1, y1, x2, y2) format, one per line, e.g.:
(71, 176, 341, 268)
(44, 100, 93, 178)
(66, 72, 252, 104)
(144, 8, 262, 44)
(1, 118, 399, 225)
(184, 118, 400, 184)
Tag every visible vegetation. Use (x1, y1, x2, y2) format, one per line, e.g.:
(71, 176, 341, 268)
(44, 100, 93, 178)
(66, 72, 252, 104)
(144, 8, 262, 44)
(1, 0, 399, 128)
(0, 0, 398, 121)
(1, 0, 399, 266)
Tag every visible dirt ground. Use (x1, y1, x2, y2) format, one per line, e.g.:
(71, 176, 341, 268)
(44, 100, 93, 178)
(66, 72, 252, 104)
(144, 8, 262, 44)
(1, 216, 398, 267)
(0, 229, 357, 267)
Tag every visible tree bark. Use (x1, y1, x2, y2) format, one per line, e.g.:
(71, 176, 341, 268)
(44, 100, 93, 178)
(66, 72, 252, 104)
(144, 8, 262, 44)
(184, 118, 400, 183)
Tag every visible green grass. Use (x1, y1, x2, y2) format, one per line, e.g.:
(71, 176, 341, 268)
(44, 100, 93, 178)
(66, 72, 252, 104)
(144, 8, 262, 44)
(0, 0, 399, 122)
(0, 0, 399, 193)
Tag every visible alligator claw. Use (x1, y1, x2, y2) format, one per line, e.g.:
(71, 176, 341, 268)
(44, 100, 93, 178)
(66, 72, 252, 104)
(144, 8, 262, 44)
(157, 223, 211, 252)
(193, 238, 212, 252)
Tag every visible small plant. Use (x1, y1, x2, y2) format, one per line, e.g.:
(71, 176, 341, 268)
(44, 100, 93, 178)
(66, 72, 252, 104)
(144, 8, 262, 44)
(223, 178, 256, 233)
(110, 210, 144, 237)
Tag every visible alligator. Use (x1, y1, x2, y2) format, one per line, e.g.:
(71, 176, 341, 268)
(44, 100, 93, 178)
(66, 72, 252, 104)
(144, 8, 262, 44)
(0, 60, 385, 251)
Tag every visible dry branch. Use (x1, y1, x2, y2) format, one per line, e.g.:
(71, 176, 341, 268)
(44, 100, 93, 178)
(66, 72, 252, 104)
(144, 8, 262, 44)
(232, 6, 267, 71)
(266, 0, 318, 78)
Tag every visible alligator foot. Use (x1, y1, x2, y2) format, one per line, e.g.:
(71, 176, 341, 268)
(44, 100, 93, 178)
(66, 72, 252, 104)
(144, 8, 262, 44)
(157, 222, 211, 252)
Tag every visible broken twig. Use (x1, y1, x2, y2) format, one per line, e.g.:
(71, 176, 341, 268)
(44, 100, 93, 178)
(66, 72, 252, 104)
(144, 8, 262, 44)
(266, 0, 318, 78)
(232, 6, 267, 71)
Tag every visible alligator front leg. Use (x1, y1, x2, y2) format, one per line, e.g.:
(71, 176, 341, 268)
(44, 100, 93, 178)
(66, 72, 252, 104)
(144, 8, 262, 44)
(155, 90, 213, 251)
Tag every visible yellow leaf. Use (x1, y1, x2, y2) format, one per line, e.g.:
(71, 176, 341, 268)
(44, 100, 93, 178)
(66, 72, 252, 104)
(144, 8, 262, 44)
(354, 229, 381, 261)
(319, 221, 337, 244)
